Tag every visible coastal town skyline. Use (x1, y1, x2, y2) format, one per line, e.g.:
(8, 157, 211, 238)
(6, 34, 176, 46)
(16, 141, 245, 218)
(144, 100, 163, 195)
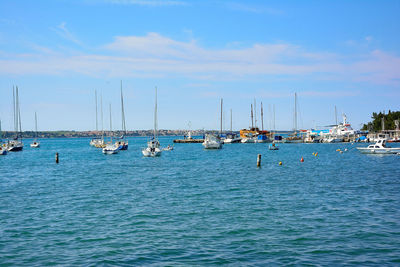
(1, 0, 399, 131)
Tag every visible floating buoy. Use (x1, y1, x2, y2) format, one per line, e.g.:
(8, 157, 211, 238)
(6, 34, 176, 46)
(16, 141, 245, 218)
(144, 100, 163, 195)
(336, 149, 341, 152)
(257, 154, 261, 167)
(55, 152, 59, 164)
(279, 161, 282, 165)
(300, 157, 304, 162)
(312, 152, 315, 156)
(315, 152, 318, 156)
(344, 148, 348, 152)
(340, 151, 343, 154)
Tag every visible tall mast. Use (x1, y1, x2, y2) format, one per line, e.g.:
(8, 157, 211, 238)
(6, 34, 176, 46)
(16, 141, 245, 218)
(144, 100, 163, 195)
(230, 109, 232, 134)
(220, 98, 223, 136)
(120, 81, 126, 134)
(335, 105, 338, 125)
(101, 94, 104, 140)
(95, 90, 98, 132)
(109, 103, 112, 143)
(254, 99, 257, 129)
(294, 92, 297, 132)
(273, 104, 276, 133)
(261, 101, 264, 131)
(35, 112, 38, 138)
(17, 86, 22, 135)
(154, 87, 158, 139)
(251, 104, 254, 129)
(13, 86, 16, 133)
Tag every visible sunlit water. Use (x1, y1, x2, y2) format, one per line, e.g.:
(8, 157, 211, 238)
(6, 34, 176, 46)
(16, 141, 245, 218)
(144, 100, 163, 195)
(1, 137, 400, 265)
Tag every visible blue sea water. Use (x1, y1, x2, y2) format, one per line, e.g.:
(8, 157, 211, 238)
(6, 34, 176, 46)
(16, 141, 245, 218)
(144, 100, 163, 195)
(1, 137, 400, 266)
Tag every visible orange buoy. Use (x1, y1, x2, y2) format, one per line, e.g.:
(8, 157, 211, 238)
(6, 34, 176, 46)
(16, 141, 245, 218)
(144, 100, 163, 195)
(315, 152, 318, 156)
(279, 161, 282, 165)
(300, 157, 304, 162)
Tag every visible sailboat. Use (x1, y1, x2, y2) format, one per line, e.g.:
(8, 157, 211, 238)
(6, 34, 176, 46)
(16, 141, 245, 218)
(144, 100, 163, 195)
(256, 101, 270, 143)
(142, 87, 162, 157)
(0, 119, 7, 155)
(241, 103, 257, 143)
(284, 93, 303, 143)
(115, 81, 128, 150)
(7, 86, 24, 152)
(224, 109, 241, 143)
(203, 98, 223, 149)
(102, 104, 119, 154)
(30, 112, 40, 148)
(90, 90, 105, 148)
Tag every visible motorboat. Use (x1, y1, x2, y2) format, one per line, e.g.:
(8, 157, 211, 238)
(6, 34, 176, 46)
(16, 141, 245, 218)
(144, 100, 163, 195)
(115, 139, 128, 150)
(357, 138, 400, 154)
(143, 138, 162, 156)
(142, 87, 162, 157)
(241, 135, 257, 143)
(223, 133, 241, 143)
(7, 139, 23, 151)
(203, 133, 222, 149)
(256, 134, 270, 143)
(102, 142, 120, 154)
(30, 141, 40, 148)
(163, 145, 174, 151)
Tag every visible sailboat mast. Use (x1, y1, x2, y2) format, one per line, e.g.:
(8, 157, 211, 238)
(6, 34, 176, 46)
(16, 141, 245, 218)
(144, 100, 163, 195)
(261, 101, 264, 131)
(220, 98, 223, 136)
(109, 103, 113, 142)
(35, 112, 38, 137)
(273, 104, 276, 133)
(101, 94, 104, 139)
(95, 90, 98, 132)
(254, 99, 257, 129)
(294, 92, 297, 132)
(335, 105, 338, 125)
(13, 86, 16, 133)
(17, 86, 22, 136)
(230, 109, 232, 134)
(120, 81, 126, 134)
(251, 104, 254, 129)
(154, 87, 158, 139)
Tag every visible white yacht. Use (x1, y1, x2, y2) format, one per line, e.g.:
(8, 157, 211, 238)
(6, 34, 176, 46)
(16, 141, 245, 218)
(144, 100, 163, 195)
(357, 138, 400, 154)
(322, 114, 355, 143)
(203, 133, 223, 149)
(142, 87, 162, 157)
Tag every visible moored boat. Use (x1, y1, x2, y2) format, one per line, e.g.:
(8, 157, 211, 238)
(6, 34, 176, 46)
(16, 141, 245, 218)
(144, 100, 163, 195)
(142, 87, 162, 157)
(357, 138, 400, 154)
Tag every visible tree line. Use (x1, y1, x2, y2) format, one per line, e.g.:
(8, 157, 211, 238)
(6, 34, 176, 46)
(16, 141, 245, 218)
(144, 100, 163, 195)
(362, 110, 400, 132)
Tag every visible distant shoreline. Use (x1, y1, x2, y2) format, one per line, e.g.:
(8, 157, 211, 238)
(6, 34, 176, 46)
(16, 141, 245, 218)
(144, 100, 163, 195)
(1, 130, 293, 139)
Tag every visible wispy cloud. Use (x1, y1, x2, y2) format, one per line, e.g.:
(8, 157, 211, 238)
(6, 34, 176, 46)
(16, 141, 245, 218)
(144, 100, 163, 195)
(104, 0, 186, 6)
(1, 33, 400, 86)
(52, 22, 83, 46)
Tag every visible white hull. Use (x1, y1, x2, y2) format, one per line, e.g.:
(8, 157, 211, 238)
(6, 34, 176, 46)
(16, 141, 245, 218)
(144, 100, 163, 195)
(241, 137, 256, 143)
(223, 138, 241, 144)
(102, 144, 119, 154)
(30, 142, 40, 148)
(202, 142, 222, 149)
(142, 147, 162, 157)
(283, 139, 303, 143)
(357, 147, 400, 154)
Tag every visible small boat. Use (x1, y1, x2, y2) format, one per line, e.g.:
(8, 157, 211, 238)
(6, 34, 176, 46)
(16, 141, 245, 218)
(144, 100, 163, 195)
(30, 112, 40, 148)
(0, 145, 7, 155)
(269, 143, 279, 150)
(357, 138, 400, 154)
(203, 133, 223, 149)
(241, 135, 257, 143)
(142, 87, 162, 157)
(223, 109, 241, 144)
(163, 145, 174, 151)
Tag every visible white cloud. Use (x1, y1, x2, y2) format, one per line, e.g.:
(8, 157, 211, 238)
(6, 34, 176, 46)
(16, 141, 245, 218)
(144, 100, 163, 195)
(1, 33, 400, 86)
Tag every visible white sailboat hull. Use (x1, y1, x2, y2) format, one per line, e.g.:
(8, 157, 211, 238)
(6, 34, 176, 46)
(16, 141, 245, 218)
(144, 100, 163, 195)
(102, 144, 119, 154)
(142, 147, 162, 157)
(357, 147, 400, 154)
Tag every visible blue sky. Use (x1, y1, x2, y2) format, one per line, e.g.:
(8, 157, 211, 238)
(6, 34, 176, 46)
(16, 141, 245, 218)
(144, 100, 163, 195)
(0, 0, 399, 131)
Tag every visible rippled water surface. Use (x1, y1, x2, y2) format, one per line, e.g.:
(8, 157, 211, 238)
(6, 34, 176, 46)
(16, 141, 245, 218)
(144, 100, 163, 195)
(1, 137, 400, 265)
